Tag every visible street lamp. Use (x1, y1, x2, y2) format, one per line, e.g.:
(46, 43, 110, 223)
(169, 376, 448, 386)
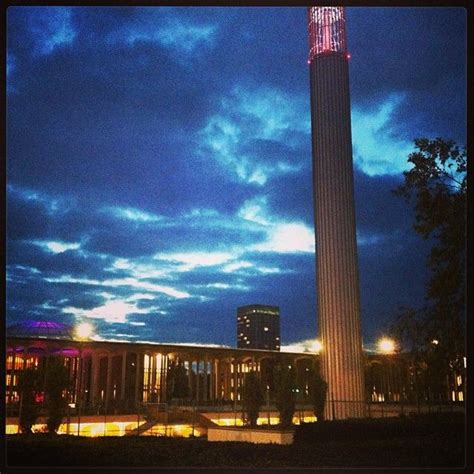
(377, 337, 397, 406)
(377, 337, 396, 355)
(75, 322, 94, 340)
(312, 340, 323, 353)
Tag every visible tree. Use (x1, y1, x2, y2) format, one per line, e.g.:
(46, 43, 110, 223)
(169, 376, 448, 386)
(241, 371, 264, 427)
(308, 370, 328, 421)
(18, 368, 42, 434)
(43, 357, 70, 434)
(392, 138, 466, 400)
(274, 364, 296, 428)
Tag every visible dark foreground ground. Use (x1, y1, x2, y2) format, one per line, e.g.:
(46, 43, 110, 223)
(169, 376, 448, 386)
(6, 413, 465, 468)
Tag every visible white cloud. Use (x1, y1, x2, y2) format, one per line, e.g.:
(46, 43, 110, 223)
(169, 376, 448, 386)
(63, 300, 149, 324)
(27, 7, 76, 56)
(103, 206, 163, 223)
(352, 93, 413, 176)
(238, 196, 270, 226)
(281, 338, 321, 353)
(108, 258, 169, 279)
(125, 19, 217, 56)
(222, 261, 254, 273)
(231, 85, 310, 140)
(30, 240, 81, 254)
(8, 184, 73, 215)
(356, 231, 385, 246)
(252, 223, 315, 254)
(154, 251, 235, 271)
(126, 293, 156, 302)
(237, 196, 315, 254)
(200, 282, 250, 291)
(258, 267, 283, 274)
(45, 275, 190, 299)
(183, 208, 220, 219)
(201, 85, 305, 185)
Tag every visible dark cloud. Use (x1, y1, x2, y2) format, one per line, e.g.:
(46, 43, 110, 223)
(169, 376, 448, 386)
(6, 7, 465, 346)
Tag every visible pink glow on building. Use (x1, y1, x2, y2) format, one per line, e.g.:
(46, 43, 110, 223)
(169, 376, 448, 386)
(308, 7, 348, 63)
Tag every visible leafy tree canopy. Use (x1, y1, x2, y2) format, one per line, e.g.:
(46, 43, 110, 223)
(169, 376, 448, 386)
(392, 138, 466, 365)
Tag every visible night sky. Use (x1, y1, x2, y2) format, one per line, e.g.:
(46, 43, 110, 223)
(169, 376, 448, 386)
(6, 7, 466, 351)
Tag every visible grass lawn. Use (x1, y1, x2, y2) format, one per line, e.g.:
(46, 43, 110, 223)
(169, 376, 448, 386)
(6, 414, 465, 468)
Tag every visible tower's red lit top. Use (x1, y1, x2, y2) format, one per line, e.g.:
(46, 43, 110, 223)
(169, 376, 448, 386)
(308, 7, 347, 62)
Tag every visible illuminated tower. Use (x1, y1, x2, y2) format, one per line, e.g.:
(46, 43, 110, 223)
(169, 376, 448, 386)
(308, 7, 366, 419)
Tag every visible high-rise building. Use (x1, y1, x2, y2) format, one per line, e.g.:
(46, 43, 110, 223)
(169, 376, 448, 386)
(237, 304, 280, 351)
(308, 7, 366, 419)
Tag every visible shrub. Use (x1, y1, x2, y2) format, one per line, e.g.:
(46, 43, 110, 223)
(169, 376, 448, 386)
(308, 371, 327, 421)
(274, 364, 296, 428)
(18, 368, 41, 434)
(44, 358, 70, 434)
(241, 372, 264, 427)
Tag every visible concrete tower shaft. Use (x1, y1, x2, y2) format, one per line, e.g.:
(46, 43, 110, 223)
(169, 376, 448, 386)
(308, 6, 366, 419)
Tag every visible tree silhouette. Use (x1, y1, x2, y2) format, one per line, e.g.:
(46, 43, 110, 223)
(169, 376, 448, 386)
(392, 138, 466, 401)
(44, 357, 70, 434)
(241, 371, 264, 427)
(308, 370, 328, 421)
(18, 368, 42, 434)
(274, 363, 296, 428)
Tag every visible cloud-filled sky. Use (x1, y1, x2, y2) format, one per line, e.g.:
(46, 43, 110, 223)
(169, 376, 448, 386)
(6, 6, 466, 349)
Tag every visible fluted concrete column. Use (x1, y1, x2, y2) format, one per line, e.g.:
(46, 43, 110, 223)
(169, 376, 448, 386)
(203, 359, 208, 402)
(22, 346, 29, 369)
(223, 360, 229, 401)
(90, 354, 100, 404)
(105, 353, 113, 406)
(309, 51, 366, 419)
(9, 348, 17, 403)
(120, 351, 127, 400)
(188, 360, 194, 399)
(196, 360, 200, 403)
(160, 354, 168, 403)
(209, 358, 215, 402)
(233, 359, 238, 402)
(134, 353, 142, 403)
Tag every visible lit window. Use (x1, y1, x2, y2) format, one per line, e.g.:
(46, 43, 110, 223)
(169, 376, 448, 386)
(246, 341, 250, 344)
(264, 327, 268, 332)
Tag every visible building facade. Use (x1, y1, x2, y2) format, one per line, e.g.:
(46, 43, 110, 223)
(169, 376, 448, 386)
(237, 305, 280, 351)
(5, 322, 466, 420)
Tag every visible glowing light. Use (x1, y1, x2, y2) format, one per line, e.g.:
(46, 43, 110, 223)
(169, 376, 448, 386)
(377, 337, 396, 354)
(75, 322, 94, 340)
(432, 339, 439, 345)
(308, 7, 347, 61)
(313, 339, 323, 353)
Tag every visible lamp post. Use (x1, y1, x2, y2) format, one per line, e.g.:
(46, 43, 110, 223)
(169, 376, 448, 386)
(377, 338, 397, 413)
(74, 322, 94, 436)
(266, 384, 270, 427)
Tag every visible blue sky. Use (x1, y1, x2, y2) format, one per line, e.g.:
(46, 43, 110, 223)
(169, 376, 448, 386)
(6, 7, 466, 349)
